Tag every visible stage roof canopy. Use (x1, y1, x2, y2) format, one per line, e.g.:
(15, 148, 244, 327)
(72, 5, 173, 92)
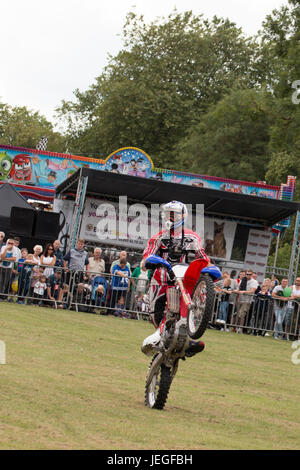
(0, 183, 33, 216)
(0, 183, 35, 231)
(55, 168, 300, 227)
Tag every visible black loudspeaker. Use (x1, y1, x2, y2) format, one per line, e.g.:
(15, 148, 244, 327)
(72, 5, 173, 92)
(10, 207, 36, 237)
(33, 211, 60, 240)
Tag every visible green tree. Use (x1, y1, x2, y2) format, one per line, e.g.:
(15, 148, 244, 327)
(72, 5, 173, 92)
(0, 102, 66, 152)
(259, 0, 300, 181)
(265, 151, 300, 199)
(268, 242, 292, 271)
(173, 87, 273, 180)
(56, 11, 261, 166)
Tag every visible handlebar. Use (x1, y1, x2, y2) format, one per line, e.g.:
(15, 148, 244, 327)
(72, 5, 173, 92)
(159, 237, 196, 263)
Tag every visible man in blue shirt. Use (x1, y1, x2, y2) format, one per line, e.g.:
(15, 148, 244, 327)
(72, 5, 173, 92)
(110, 259, 131, 310)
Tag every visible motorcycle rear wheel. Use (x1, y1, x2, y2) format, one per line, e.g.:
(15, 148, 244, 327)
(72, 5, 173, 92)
(145, 354, 178, 410)
(187, 273, 215, 339)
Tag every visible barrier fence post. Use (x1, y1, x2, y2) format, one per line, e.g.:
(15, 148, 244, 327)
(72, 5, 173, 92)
(289, 211, 300, 285)
(0, 340, 6, 365)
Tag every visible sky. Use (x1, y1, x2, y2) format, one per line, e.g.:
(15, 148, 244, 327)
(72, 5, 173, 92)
(1, 0, 288, 127)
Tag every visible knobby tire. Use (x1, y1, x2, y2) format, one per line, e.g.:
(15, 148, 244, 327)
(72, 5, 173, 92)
(187, 273, 215, 339)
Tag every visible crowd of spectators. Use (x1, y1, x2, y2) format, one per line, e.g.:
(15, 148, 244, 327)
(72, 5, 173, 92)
(0, 233, 150, 318)
(214, 269, 300, 340)
(0, 231, 299, 339)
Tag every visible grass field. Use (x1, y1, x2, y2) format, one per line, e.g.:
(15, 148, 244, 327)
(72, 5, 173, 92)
(0, 303, 300, 450)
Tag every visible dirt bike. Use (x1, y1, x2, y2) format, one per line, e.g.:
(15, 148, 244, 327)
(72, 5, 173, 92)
(143, 249, 221, 410)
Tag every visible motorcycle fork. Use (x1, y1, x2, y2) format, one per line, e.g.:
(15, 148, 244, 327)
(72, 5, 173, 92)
(177, 278, 191, 319)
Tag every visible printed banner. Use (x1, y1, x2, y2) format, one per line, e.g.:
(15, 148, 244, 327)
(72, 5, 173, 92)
(203, 218, 237, 261)
(79, 197, 156, 249)
(244, 229, 272, 283)
(0, 145, 280, 200)
(54, 197, 272, 271)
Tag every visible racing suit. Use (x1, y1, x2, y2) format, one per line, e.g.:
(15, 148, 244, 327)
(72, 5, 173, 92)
(143, 227, 210, 328)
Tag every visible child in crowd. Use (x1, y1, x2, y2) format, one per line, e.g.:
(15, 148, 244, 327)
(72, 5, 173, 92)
(113, 296, 130, 318)
(136, 293, 149, 313)
(70, 282, 91, 312)
(216, 277, 232, 330)
(31, 264, 44, 284)
(17, 248, 29, 273)
(33, 275, 47, 306)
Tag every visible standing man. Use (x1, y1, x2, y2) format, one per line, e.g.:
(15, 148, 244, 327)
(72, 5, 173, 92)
(247, 271, 259, 331)
(0, 238, 20, 297)
(233, 269, 257, 333)
(272, 278, 290, 340)
(64, 239, 89, 275)
(53, 240, 65, 268)
(63, 239, 89, 298)
(88, 247, 105, 276)
(285, 277, 300, 340)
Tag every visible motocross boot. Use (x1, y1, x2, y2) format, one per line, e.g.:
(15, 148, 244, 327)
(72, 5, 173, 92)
(141, 328, 161, 356)
(185, 340, 205, 357)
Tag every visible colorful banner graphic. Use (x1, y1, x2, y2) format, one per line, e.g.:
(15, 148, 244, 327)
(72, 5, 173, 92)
(0, 145, 281, 201)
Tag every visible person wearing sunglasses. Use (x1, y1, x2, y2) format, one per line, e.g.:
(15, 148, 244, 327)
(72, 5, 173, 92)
(40, 243, 56, 279)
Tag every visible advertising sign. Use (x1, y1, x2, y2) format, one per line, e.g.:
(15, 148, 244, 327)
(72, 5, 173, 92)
(79, 197, 156, 250)
(244, 229, 272, 283)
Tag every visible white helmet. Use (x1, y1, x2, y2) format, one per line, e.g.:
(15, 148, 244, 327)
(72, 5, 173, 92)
(161, 200, 188, 231)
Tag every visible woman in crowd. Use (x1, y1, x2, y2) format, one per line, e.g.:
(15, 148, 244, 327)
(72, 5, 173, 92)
(40, 243, 56, 278)
(32, 245, 43, 265)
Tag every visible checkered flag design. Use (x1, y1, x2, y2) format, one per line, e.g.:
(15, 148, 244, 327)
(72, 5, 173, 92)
(36, 136, 48, 151)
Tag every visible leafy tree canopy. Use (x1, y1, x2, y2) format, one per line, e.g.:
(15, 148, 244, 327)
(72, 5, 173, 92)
(0, 102, 66, 152)
(173, 87, 273, 181)
(56, 10, 261, 167)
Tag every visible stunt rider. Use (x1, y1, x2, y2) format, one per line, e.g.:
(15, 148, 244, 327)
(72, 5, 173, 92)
(141, 200, 211, 358)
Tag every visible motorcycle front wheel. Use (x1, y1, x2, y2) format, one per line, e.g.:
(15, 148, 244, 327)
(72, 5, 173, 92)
(187, 273, 215, 339)
(145, 354, 178, 410)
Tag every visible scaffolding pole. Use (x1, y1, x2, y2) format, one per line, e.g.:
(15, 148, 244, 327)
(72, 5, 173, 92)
(69, 169, 88, 249)
(288, 210, 300, 284)
(272, 231, 281, 273)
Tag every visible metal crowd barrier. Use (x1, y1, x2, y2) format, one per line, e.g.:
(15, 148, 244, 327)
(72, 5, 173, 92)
(0, 264, 150, 320)
(212, 291, 300, 340)
(1, 262, 300, 339)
